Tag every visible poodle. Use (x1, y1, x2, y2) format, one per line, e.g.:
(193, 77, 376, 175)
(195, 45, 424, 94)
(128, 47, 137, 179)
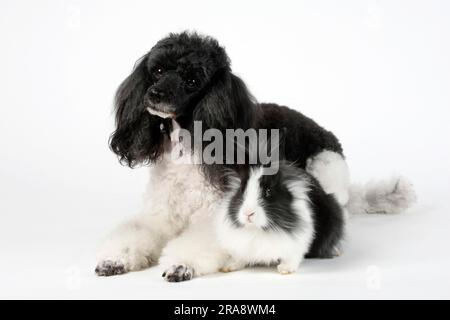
(95, 32, 416, 281)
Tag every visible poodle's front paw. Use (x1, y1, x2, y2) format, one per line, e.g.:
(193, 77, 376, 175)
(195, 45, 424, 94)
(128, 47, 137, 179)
(95, 260, 127, 276)
(162, 264, 194, 282)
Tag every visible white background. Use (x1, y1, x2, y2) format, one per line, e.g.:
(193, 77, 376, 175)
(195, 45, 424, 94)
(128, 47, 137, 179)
(1, 0, 449, 299)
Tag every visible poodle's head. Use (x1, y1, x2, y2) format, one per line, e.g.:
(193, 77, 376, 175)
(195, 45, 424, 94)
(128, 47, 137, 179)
(110, 31, 255, 168)
(144, 32, 230, 118)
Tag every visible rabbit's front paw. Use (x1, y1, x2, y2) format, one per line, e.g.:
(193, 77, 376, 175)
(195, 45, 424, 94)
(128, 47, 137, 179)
(219, 259, 245, 273)
(277, 262, 298, 275)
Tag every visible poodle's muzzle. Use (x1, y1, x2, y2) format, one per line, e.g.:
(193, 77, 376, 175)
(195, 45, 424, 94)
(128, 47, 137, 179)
(144, 72, 190, 118)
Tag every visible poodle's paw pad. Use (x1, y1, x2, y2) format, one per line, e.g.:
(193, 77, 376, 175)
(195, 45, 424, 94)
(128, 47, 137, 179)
(162, 264, 194, 282)
(95, 260, 127, 276)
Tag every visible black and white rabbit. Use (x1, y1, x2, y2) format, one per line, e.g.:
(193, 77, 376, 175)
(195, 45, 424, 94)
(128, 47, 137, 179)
(215, 162, 345, 274)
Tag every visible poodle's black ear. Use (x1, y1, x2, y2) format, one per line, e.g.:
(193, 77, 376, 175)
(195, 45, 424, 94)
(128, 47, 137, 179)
(193, 71, 256, 131)
(109, 56, 165, 167)
(192, 70, 256, 189)
(276, 126, 288, 160)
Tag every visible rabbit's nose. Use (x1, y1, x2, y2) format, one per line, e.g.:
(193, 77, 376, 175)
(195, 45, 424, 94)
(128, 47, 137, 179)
(244, 210, 255, 217)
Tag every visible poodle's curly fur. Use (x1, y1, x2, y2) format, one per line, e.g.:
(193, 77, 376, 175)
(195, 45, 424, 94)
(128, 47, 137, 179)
(109, 32, 343, 187)
(96, 32, 416, 282)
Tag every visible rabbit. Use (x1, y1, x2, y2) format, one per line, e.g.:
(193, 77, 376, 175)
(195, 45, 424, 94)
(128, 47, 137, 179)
(215, 162, 345, 275)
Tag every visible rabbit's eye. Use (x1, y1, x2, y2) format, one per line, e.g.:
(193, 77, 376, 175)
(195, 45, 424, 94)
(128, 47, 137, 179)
(265, 188, 271, 198)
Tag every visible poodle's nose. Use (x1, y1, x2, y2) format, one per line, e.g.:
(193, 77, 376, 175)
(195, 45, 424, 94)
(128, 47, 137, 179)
(149, 88, 165, 102)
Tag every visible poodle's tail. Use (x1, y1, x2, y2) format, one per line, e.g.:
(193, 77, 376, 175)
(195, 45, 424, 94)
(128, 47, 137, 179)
(346, 176, 417, 215)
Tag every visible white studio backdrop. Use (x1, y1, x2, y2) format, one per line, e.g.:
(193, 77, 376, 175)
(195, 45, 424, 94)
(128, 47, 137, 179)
(0, 0, 449, 299)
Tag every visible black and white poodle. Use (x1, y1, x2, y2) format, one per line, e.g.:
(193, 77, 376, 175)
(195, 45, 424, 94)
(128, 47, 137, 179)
(95, 32, 416, 281)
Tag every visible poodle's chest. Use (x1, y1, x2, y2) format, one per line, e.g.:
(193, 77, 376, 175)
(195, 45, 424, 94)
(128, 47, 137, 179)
(147, 157, 221, 220)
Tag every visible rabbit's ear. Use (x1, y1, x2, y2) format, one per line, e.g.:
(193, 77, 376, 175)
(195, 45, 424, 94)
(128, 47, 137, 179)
(221, 166, 243, 192)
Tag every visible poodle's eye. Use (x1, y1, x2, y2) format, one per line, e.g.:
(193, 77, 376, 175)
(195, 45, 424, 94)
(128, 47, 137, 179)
(264, 188, 272, 198)
(153, 67, 164, 78)
(186, 78, 197, 88)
